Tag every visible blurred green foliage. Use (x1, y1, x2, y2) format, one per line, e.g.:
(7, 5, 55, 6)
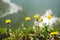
(0, 23, 59, 40)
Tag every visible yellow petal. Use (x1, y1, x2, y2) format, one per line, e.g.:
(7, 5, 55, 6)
(25, 17, 31, 21)
(46, 14, 52, 19)
(40, 17, 43, 22)
(5, 19, 11, 24)
(34, 15, 39, 19)
(50, 32, 59, 35)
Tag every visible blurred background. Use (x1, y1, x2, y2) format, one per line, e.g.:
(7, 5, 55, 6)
(0, 0, 60, 31)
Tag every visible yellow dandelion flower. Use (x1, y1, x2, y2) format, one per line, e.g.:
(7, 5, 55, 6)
(40, 17, 43, 22)
(25, 17, 31, 21)
(34, 15, 39, 19)
(50, 32, 59, 35)
(46, 14, 52, 19)
(5, 19, 11, 24)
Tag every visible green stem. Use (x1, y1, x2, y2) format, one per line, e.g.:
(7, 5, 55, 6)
(9, 24, 11, 29)
(46, 37, 48, 40)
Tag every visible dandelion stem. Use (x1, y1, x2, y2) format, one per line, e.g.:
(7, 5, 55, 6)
(9, 24, 12, 29)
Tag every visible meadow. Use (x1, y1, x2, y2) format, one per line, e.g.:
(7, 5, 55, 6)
(0, 14, 60, 40)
